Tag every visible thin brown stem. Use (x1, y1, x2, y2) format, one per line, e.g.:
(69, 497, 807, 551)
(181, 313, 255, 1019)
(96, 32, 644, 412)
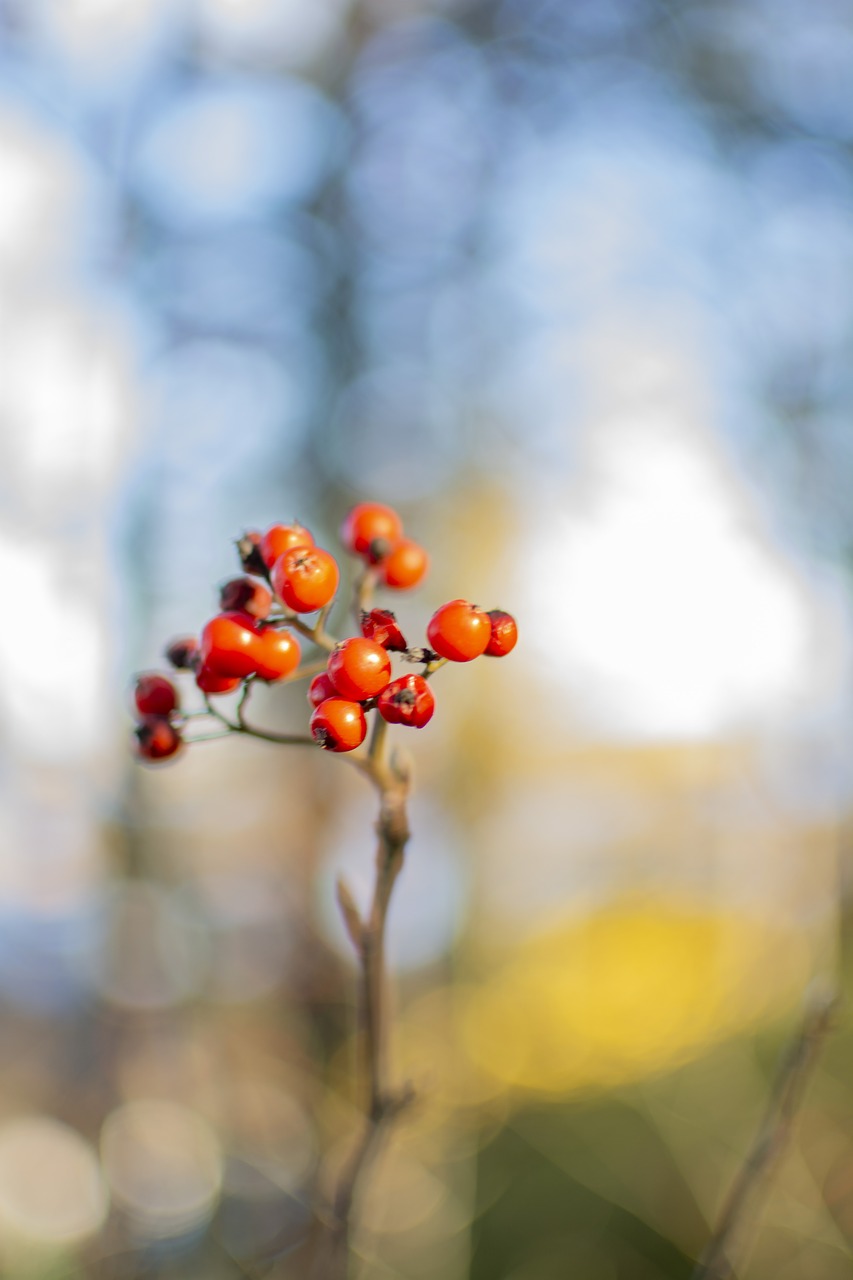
(286, 612, 337, 652)
(692, 989, 838, 1280)
(202, 693, 315, 747)
(352, 567, 378, 629)
(313, 715, 413, 1279)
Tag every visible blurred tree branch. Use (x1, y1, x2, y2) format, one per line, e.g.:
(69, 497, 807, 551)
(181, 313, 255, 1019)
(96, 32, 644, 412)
(692, 988, 839, 1280)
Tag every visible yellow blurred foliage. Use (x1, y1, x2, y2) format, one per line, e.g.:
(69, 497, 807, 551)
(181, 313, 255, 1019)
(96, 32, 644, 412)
(381, 901, 815, 1127)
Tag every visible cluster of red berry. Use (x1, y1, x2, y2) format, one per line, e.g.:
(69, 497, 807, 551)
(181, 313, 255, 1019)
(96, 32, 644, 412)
(131, 502, 517, 762)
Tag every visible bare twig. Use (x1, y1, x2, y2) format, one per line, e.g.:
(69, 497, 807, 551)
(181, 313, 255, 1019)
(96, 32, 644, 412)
(352, 566, 378, 629)
(692, 988, 839, 1280)
(312, 712, 414, 1278)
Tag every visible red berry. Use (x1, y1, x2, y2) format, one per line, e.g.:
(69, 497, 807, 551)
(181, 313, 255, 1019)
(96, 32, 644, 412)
(134, 716, 183, 762)
(485, 609, 518, 657)
(253, 626, 301, 681)
(340, 503, 403, 564)
(307, 671, 337, 708)
(165, 636, 199, 671)
(380, 539, 429, 590)
(377, 674, 435, 728)
(200, 611, 262, 678)
(271, 547, 339, 613)
(426, 599, 491, 662)
(134, 674, 179, 718)
(360, 608, 407, 652)
(236, 530, 267, 577)
(328, 637, 392, 701)
(196, 667, 243, 695)
(260, 522, 314, 570)
(219, 577, 273, 620)
(310, 698, 367, 752)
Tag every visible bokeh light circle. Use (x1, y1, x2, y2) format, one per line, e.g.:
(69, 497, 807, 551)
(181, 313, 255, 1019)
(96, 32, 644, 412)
(100, 1100, 222, 1239)
(0, 1116, 107, 1247)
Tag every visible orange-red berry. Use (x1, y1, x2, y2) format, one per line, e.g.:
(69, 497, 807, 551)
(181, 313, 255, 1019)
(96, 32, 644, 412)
(380, 539, 429, 590)
(307, 671, 337, 708)
(219, 576, 273, 620)
(195, 667, 243, 695)
(426, 599, 491, 662)
(236, 530, 267, 577)
(253, 626, 301, 681)
(165, 636, 199, 671)
(328, 637, 392, 701)
(377, 674, 435, 728)
(340, 503, 403, 564)
(310, 698, 367, 752)
(200, 611, 263, 678)
(260, 522, 314, 570)
(360, 608, 407, 652)
(134, 716, 183, 762)
(134, 674, 179, 718)
(485, 609, 518, 657)
(271, 547, 340, 613)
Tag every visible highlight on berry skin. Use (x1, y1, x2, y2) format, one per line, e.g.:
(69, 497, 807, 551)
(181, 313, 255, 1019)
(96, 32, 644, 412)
(131, 500, 516, 762)
(427, 599, 491, 662)
(310, 697, 368, 752)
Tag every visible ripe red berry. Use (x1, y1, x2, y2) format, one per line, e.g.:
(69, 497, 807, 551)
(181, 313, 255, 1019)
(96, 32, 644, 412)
(200, 611, 263, 678)
(426, 599, 491, 662)
(253, 626, 301, 681)
(134, 674, 179, 718)
(260, 522, 314, 570)
(485, 609, 518, 657)
(340, 503, 403, 564)
(271, 547, 340, 613)
(219, 577, 273, 620)
(360, 608, 407, 652)
(380, 539, 429, 590)
(165, 636, 199, 671)
(134, 716, 183, 762)
(328, 637, 392, 701)
(195, 666, 243, 695)
(310, 698, 367, 752)
(377, 674, 435, 728)
(307, 671, 337, 708)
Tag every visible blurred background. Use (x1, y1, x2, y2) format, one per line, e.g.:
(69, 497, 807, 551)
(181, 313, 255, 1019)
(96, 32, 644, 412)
(1, 0, 853, 1276)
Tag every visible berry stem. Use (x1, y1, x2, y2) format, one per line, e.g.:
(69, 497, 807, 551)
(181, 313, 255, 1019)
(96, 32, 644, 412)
(286, 612, 338, 652)
(202, 694, 315, 748)
(314, 712, 413, 1277)
(353, 566, 378, 629)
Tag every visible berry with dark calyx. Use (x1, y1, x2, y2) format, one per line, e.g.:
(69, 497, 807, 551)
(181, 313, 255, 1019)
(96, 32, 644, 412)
(271, 547, 340, 613)
(360, 608, 407, 652)
(219, 576, 273, 620)
(308, 671, 337, 708)
(200, 611, 263, 678)
(380, 539, 429, 590)
(196, 667, 243, 695)
(485, 609, 518, 657)
(340, 502, 403, 564)
(236, 531, 268, 577)
(260, 522, 314, 571)
(165, 636, 200, 671)
(254, 626, 301, 681)
(134, 716, 183, 762)
(328, 637, 392, 701)
(310, 698, 367, 753)
(377, 674, 435, 728)
(427, 599, 491, 662)
(134, 674, 179, 718)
